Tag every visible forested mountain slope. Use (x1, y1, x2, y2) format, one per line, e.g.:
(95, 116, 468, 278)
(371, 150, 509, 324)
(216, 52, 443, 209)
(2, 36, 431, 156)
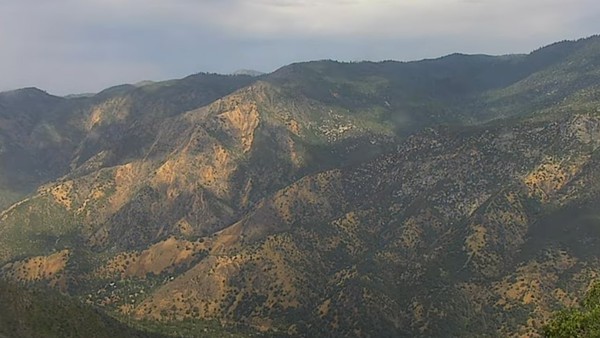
(1, 35, 599, 337)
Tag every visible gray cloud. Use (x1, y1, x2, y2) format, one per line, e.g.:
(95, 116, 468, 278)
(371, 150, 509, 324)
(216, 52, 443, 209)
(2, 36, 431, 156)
(0, 0, 598, 95)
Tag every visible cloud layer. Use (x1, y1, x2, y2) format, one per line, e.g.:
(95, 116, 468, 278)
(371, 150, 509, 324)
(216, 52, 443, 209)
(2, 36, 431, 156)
(1, 0, 598, 94)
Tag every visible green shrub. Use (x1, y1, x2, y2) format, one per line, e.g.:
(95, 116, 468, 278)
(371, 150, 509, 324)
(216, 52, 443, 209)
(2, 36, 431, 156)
(544, 282, 600, 337)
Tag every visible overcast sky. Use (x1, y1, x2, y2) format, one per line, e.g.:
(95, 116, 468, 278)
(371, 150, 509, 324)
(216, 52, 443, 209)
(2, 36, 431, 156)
(1, 0, 598, 95)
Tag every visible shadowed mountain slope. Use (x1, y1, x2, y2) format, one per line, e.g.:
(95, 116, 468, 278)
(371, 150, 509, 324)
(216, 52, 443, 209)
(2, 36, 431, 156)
(0, 280, 163, 338)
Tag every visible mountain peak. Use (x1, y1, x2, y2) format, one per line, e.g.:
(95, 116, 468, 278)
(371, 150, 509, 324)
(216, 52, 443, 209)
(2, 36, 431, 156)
(232, 69, 265, 76)
(0, 87, 54, 99)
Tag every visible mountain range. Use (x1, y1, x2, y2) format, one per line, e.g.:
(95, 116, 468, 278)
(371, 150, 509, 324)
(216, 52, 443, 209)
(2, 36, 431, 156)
(1, 35, 600, 337)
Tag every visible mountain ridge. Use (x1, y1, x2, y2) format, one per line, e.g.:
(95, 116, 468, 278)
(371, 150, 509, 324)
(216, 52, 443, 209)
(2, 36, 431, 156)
(1, 35, 600, 337)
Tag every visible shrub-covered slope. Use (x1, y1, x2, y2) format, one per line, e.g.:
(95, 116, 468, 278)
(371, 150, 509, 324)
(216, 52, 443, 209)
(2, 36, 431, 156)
(1, 35, 600, 337)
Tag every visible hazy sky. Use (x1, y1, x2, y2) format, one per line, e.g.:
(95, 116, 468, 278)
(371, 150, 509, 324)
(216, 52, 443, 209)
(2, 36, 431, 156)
(1, 0, 598, 95)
